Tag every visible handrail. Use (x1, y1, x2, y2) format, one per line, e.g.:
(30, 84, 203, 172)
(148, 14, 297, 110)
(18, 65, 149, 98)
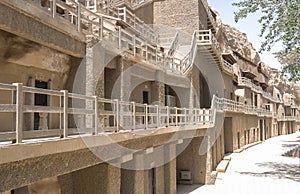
(238, 77, 282, 103)
(213, 96, 273, 117)
(221, 59, 233, 74)
(167, 32, 179, 56)
(0, 83, 215, 144)
(0, 83, 299, 144)
(195, 30, 221, 54)
(182, 31, 197, 74)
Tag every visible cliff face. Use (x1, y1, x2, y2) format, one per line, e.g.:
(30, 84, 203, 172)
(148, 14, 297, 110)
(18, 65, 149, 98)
(221, 24, 261, 64)
(212, 10, 273, 84)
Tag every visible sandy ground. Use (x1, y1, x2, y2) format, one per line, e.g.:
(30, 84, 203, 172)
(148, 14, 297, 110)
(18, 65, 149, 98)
(178, 131, 300, 194)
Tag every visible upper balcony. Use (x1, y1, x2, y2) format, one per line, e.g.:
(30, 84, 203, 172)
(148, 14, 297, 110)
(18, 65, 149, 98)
(81, 0, 159, 44)
(238, 77, 282, 103)
(213, 96, 272, 117)
(0, 83, 214, 145)
(107, 0, 161, 10)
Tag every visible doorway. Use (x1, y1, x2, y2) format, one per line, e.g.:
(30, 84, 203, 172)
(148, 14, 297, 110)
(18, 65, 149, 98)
(224, 117, 233, 153)
(143, 91, 149, 104)
(34, 80, 48, 130)
(149, 168, 155, 194)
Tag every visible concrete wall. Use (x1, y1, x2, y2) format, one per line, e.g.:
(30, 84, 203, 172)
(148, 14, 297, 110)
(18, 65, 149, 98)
(0, 0, 85, 57)
(134, 3, 154, 24)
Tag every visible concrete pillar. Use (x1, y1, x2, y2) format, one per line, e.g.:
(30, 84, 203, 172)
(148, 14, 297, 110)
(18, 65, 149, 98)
(121, 154, 148, 194)
(85, 47, 95, 129)
(28, 177, 61, 194)
(204, 136, 215, 184)
(154, 166, 165, 194)
(151, 81, 165, 105)
(68, 163, 121, 194)
(120, 58, 131, 129)
(85, 44, 106, 130)
(164, 144, 176, 194)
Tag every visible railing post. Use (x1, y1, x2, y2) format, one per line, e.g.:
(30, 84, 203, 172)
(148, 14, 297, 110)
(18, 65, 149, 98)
(145, 42, 148, 61)
(100, 16, 104, 40)
(62, 90, 68, 138)
(155, 47, 158, 65)
(77, 3, 81, 32)
(118, 26, 122, 49)
(175, 107, 178, 126)
(166, 106, 170, 127)
(123, 7, 127, 23)
(94, 96, 98, 135)
(13, 83, 23, 144)
(184, 108, 187, 125)
(133, 35, 136, 56)
(209, 29, 212, 44)
(93, 0, 97, 11)
(131, 101, 136, 131)
(156, 105, 160, 128)
(52, 0, 56, 18)
(115, 99, 120, 132)
(144, 104, 148, 129)
(134, 15, 136, 28)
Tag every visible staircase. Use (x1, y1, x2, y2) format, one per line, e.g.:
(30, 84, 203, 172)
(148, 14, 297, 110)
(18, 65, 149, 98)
(195, 30, 222, 67)
(61, 0, 225, 76)
(201, 0, 217, 34)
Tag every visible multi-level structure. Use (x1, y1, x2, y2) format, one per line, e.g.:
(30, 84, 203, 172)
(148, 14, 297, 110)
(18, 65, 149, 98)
(0, 0, 299, 193)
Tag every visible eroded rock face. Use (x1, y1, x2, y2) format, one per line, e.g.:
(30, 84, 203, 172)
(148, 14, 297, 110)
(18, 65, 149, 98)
(221, 24, 261, 64)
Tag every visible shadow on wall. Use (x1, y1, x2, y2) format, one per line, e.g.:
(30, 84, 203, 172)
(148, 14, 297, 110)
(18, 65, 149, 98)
(238, 162, 300, 182)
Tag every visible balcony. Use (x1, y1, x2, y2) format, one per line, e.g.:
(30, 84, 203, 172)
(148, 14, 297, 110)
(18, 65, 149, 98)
(108, 0, 157, 10)
(276, 116, 297, 122)
(213, 96, 272, 117)
(0, 83, 215, 145)
(238, 77, 283, 103)
(221, 59, 233, 75)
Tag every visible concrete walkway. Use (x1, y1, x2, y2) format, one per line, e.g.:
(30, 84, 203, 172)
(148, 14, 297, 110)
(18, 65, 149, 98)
(178, 132, 300, 194)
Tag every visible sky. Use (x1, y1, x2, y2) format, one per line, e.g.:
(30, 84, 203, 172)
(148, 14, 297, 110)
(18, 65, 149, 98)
(208, 0, 282, 70)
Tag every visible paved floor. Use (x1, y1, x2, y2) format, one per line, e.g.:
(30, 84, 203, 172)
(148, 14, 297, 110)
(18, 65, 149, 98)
(178, 131, 300, 194)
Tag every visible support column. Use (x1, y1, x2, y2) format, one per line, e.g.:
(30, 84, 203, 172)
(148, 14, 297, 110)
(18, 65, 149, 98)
(85, 47, 95, 129)
(151, 80, 165, 105)
(119, 57, 131, 129)
(164, 144, 176, 194)
(121, 154, 148, 194)
(66, 163, 121, 194)
(205, 136, 215, 184)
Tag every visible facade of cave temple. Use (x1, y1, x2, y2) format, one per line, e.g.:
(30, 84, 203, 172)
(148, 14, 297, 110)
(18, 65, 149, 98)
(0, 0, 300, 193)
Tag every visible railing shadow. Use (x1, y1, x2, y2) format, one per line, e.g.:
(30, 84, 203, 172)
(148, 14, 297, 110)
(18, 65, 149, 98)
(238, 162, 300, 182)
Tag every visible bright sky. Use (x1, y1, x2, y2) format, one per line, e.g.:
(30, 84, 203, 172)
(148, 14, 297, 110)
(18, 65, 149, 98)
(208, 0, 282, 70)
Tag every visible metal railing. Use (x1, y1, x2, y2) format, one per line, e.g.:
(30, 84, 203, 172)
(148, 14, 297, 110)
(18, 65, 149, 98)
(181, 31, 198, 74)
(0, 82, 298, 145)
(221, 59, 233, 74)
(277, 116, 297, 121)
(0, 83, 214, 144)
(213, 96, 272, 117)
(80, 1, 158, 43)
(166, 32, 179, 57)
(117, 7, 158, 43)
(195, 30, 222, 56)
(108, 0, 154, 10)
(27, 0, 188, 74)
(238, 77, 282, 103)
